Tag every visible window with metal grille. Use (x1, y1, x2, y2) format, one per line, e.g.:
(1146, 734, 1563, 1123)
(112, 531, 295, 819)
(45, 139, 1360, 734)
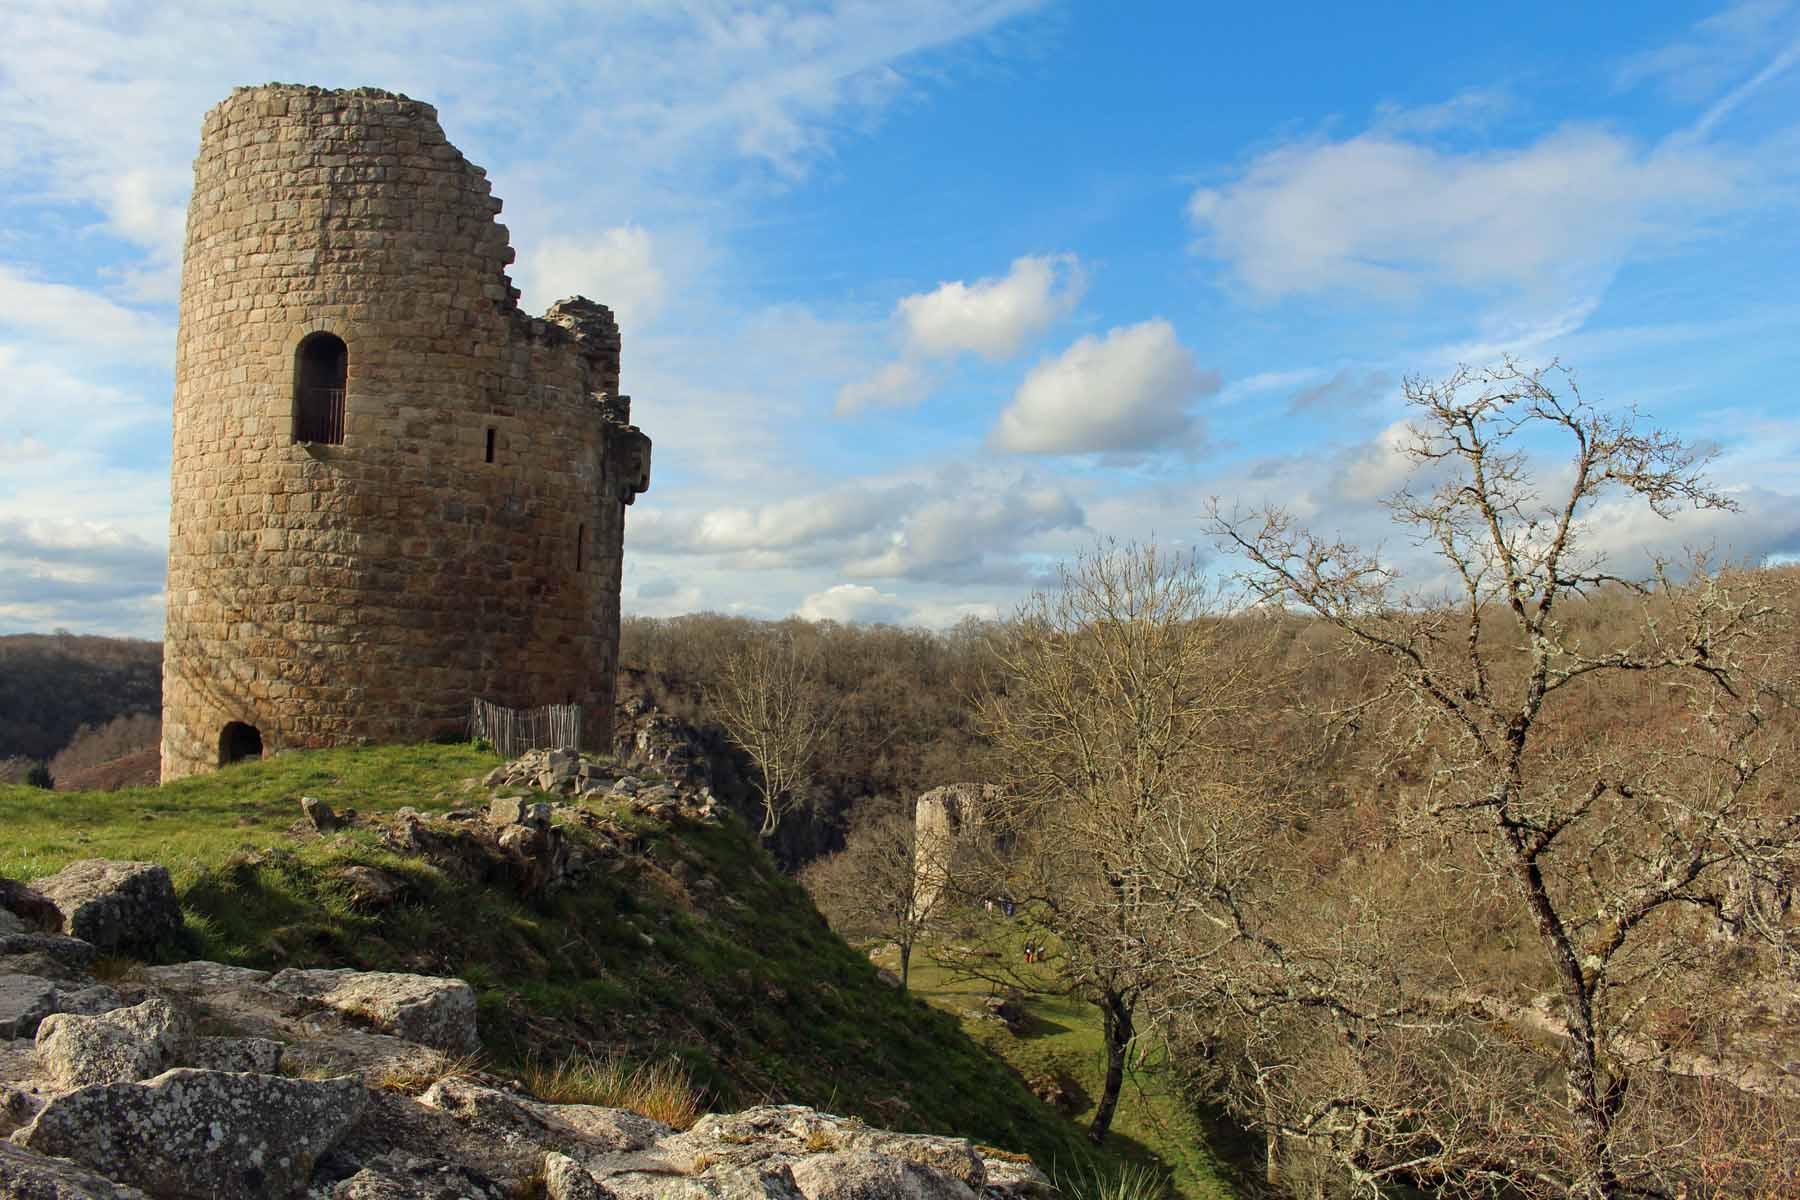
(294, 333, 347, 444)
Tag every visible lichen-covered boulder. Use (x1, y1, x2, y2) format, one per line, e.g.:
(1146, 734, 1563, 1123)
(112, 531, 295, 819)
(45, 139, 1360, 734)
(267, 968, 478, 1053)
(28, 861, 181, 955)
(185, 1035, 284, 1074)
(0, 1141, 150, 1199)
(35, 997, 191, 1088)
(0, 934, 98, 976)
(788, 1152, 978, 1200)
(17, 1068, 367, 1200)
(0, 974, 60, 1039)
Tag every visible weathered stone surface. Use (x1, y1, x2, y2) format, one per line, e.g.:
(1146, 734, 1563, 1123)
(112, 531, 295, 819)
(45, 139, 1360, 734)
(0, 974, 60, 1039)
(419, 1076, 669, 1165)
(267, 968, 478, 1053)
(28, 862, 181, 955)
(0, 878, 63, 934)
(788, 1152, 978, 1200)
(138, 960, 270, 993)
(185, 1035, 283, 1074)
(35, 998, 191, 1088)
(1, 1080, 44, 1135)
(0, 907, 24, 936)
(0, 934, 97, 973)
(278, 1030, 447, 1085)
(54, 985, 124, 1018)
(18, 1068, 366, 1200)
(326, 1152, 512, 1199)
(0, 1141, 150, 1199)
(543, 1151, 611, 1200)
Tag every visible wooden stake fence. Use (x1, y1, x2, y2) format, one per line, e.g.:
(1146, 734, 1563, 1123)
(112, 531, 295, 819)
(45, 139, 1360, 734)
(468, 697, 582, 759)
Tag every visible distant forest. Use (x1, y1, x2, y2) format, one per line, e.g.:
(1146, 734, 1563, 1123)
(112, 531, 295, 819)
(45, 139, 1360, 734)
(0, 633, 162, 779)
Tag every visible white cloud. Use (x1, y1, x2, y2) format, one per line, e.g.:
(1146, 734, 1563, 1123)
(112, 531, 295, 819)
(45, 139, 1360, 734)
(1617, 1, 1800, 104)
(797, 583, 909, 624)
(991, 319, 1216, 455)
(517, 226, 667, 330)
(899, 253, 1083, 361)
(836, 253, 1082, 414)
(1187, 126, 1738, 301)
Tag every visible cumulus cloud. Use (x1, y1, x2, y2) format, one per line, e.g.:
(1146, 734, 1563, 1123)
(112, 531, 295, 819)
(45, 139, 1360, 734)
(1187, 126, 1738, 301)
(797, 583, 909, 624)
(836, 254, 1082, 414)
(518, 226, 667, 330)
(990, 319, 1217, 456)
(899, 253, 1083, 361)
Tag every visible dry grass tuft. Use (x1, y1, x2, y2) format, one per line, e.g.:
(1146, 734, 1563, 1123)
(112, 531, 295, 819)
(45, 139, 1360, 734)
(519, 1051, 704, 1130)
(372, 1049, 487, 1095)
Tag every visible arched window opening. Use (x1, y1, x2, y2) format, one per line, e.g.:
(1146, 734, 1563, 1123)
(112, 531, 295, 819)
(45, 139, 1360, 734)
(294, 333, 347, 444)
(576, 523, 586, 571)
(219, 721, 263, 766)
(485, 427, 496, 463)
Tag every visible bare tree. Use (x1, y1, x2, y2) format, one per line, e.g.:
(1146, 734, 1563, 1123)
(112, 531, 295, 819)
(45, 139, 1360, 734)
(973, 540, 1290, 1144)
(710, 632, 830, 837)
(1195, 361, 1799, 1199)
(800, 801, 934, 988)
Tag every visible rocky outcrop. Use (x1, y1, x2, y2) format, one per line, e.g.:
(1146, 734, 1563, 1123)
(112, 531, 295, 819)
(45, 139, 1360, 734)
(28, 862, 182, 955)
(0, 939, 1056, 1198)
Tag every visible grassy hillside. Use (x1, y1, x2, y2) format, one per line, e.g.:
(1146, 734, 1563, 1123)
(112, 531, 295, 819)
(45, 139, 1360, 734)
(0, 742, 1148, 1187)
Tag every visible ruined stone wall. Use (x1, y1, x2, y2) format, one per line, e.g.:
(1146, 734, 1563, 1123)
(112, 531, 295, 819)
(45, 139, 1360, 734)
(162, 84, 651, 781)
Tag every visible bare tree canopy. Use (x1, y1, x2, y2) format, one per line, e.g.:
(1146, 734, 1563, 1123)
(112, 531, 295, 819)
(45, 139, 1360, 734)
(974, 540, 1292, 1145)
(1194, 361, 1799, 1199)
(801, 800, 933, 988)
(709, 632, 831, 837)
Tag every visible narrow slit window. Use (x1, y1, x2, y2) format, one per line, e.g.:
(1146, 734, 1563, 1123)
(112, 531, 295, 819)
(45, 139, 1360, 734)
(293, 333, 347, 444)
(576, 524, 586, 571)
(484, 427, 496, 463)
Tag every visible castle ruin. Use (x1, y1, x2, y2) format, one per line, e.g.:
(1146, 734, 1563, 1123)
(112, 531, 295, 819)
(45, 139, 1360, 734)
(161, 84, 650, 781)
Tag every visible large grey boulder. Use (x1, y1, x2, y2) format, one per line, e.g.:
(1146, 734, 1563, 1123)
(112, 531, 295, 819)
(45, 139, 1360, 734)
(0, 974, 60, 1039)
(267, 968, 478, 1053)
(35, 997, 191, 1088)
(28, 862, 182, 955)
(17, 1068, 367, 1200)
(0, 934, 97, 976)
(788, 1152, 978, 1200)
(0, 1141, 150, 1199)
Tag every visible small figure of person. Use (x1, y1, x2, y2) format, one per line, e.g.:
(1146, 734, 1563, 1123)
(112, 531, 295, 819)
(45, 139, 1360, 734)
(1002, 896, 1015, 918)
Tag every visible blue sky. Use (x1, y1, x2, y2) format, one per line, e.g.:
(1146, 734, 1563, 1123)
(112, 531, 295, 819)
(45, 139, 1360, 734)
(2, 1, 1796, 636)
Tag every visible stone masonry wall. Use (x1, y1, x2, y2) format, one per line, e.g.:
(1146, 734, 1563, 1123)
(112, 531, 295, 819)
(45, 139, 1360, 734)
(162, 84, 651, 781)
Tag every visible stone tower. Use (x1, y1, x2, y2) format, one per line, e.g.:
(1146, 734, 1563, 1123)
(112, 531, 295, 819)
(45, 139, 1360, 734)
(161, 84, 651, 781)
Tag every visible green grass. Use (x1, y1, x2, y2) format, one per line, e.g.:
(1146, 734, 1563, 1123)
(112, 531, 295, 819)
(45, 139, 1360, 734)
(877, 943, 1253, 1200)
(0, 743, 1136, 1180)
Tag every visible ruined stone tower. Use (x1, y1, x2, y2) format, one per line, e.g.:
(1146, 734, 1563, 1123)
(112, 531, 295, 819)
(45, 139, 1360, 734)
(161, 84, 651, 781)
